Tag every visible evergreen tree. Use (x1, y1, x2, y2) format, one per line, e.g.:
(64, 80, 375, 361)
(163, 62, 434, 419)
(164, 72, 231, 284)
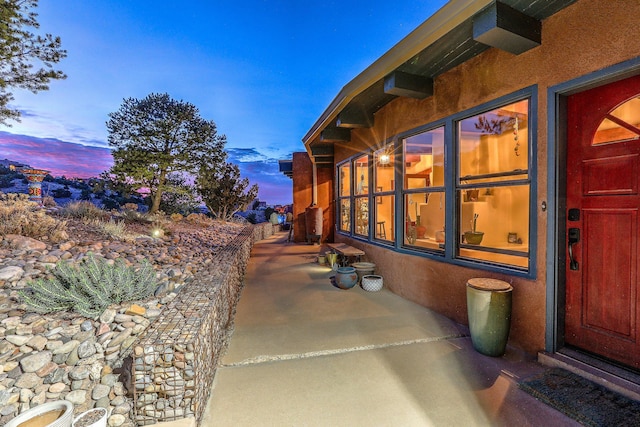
(197, 162, 258, 221)
(106, 93, 226, 213)
(0, 0, 66, 124)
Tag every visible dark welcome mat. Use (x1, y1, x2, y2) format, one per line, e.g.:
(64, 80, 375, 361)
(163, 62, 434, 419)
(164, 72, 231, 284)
(519, 368, 640, 427)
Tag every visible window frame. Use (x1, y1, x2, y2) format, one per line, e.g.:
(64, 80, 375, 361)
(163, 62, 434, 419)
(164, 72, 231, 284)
(334, 86, 537, 278)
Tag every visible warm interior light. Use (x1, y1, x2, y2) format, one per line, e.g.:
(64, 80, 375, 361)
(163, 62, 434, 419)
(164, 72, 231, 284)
(379, 154, 390, 165)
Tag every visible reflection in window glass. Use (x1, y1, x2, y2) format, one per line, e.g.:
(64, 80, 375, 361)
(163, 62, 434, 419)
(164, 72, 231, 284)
(354, 155, 369, 195)
(339, 163, 351, 197)
(374, 195, 394, 242)
(404, 192, 445, 251)
(457, 98, 530, 270)
(593, 96, 640, 145)
(374, 145, 394, 192)
(459, 99, 528, 179)
(339, 199, 350, 232)
(355, 197, 368, 236)
(404, 127, 444, 189)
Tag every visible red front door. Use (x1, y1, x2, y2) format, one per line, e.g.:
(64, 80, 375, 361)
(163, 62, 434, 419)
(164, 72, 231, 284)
(565, 74, 640, 369)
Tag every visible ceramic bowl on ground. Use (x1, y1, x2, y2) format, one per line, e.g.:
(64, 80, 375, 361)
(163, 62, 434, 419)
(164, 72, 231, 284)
(361, 275, 383, 292)
(6, 400, 74, 427)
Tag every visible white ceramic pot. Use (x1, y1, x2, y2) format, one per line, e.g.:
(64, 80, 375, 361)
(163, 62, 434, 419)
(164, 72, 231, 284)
(72, 408, 107, 427)
(6, 400, 73, 427)
(361, 274, 383, 292)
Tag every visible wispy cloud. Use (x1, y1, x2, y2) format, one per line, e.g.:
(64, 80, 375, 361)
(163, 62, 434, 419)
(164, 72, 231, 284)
(0, 131, 292, 204)
(0, 131, 113, 178)
(226, 147, 292, 204)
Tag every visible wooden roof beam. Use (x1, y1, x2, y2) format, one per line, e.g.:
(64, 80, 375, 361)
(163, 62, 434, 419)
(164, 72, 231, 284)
(383, 71, 434, 99)
(473, 1, 541, 55)
(320, 127, 351, 143)
(336, 109, 373, 128)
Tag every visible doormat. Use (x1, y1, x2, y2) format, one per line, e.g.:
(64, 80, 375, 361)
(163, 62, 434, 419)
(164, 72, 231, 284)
(519, 368, 640, 427)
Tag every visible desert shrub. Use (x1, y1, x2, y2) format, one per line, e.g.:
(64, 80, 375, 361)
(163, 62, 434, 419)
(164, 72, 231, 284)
(185, 212, 215, 227)
(60, 200, 109, 220)
(42, 196, 57, 207)
(264, 207, 275, 223)
(90, 218, 134, 242)
(19, 253, 157, 318)
(0, 192, 68, 241)
(170, 213, 183, 222)
(118, 209, 153, 224)
(79, 188, 92, 200)
(52, 187, 72, 198)
(0, 175, 13, 188)
(245, 212, 257, 224)
(122, 202, 139, 212)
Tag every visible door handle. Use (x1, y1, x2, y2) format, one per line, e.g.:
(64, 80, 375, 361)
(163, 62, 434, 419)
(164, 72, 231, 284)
(568, 228, 580, 270)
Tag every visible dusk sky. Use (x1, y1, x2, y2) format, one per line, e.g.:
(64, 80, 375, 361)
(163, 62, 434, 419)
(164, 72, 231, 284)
(0, 0, 448, 205)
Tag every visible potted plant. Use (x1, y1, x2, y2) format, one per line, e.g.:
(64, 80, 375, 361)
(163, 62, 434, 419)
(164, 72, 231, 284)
(72, 407, 107, 427)
(464, 213, 484, 245)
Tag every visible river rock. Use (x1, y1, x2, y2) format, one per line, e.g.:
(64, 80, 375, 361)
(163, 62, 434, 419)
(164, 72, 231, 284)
(19, 351, 52, 372)
(0, 266, 24, 281)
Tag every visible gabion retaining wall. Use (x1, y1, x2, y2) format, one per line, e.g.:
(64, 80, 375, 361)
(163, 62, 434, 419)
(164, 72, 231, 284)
(130, 223, 275, 425)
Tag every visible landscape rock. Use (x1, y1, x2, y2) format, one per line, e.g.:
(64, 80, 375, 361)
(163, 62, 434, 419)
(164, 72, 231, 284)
(0, 216, 248, 425)
(0, 266, 24, 281)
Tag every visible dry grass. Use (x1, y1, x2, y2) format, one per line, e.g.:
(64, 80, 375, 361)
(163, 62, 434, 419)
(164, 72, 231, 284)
(59, 200, 110, 220)
(0, 192, 68, 242)
(89, 218, 136, 242)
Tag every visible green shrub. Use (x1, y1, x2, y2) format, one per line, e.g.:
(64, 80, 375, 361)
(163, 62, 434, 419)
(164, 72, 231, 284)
(19, 253, 157, 319)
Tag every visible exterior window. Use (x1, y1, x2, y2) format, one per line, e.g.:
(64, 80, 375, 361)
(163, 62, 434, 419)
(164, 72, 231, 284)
(457, 99, 530, 269)
(403, 127, 445, 251)
(354, 155, 369, 236)
(374, 145, 395, 242)
(593, 96, 640, 145)
(338, 163, 351, 232)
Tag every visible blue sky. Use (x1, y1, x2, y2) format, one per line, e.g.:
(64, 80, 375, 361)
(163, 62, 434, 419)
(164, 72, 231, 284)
(1, 0, 448, 205)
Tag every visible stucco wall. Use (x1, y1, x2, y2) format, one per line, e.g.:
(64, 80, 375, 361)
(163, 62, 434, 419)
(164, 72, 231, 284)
(330, 0, 640, 354)
(292, 152, 334, 243)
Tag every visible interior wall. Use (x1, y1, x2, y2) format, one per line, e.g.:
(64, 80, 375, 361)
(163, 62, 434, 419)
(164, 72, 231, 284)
(331, 0, 640, 354)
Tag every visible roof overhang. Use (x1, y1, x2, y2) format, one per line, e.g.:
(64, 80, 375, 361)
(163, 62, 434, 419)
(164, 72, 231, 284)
(302, 0, 575, 163)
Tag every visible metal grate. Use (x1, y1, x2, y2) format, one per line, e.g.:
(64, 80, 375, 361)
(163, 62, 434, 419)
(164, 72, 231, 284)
(130, 224, 272, 425)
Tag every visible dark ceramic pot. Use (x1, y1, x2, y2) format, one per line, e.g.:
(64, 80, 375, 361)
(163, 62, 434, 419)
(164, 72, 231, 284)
(333, 266, 358, 289)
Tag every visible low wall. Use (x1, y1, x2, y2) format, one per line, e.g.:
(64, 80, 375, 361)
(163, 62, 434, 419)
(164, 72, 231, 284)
(130, 222, 275, 425)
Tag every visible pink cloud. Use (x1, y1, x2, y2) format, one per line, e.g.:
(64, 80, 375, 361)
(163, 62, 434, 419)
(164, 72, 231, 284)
(0, 131, 113, 178)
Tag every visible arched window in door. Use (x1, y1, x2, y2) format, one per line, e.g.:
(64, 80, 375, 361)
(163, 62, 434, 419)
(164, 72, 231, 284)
(593, 96, 640, 145)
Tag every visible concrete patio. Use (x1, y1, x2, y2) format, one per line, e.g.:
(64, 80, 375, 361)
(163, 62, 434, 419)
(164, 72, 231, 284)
(188, 232, 580, 426)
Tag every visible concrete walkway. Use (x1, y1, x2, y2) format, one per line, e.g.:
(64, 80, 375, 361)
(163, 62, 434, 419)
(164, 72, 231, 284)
(198, 232, 579, 427)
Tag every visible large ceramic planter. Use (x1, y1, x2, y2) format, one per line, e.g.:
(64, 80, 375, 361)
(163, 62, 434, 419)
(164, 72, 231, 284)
(332, 266, 358, 289)
(6, 400, 73, 427)
(72, 408, 107, 427)
(466, 278, 512, 357)
(351, 262, 375, 283)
